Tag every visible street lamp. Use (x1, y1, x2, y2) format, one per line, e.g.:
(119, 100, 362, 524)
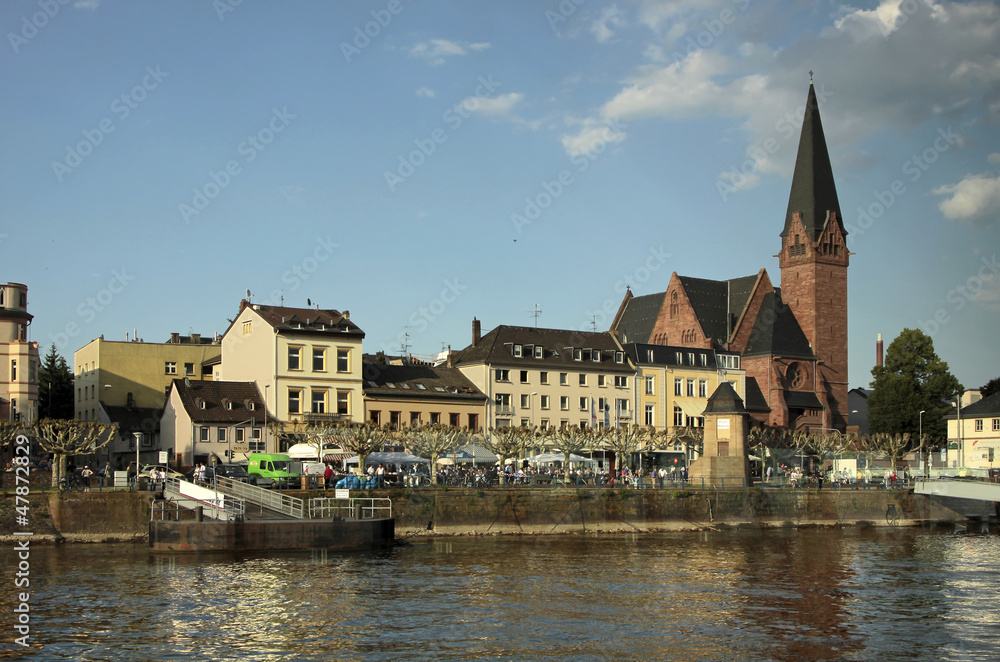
(918, 410, 926, 478)
(133, 432, 141, 489)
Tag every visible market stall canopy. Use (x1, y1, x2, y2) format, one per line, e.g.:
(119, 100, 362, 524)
(528, 452, 598, 465)
(452, 443, 499, 464)
(344, 451, 428, 466)
(288, 443, 345, 460)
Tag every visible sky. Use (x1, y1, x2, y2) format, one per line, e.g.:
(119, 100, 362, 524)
(2, 0, 999, 392)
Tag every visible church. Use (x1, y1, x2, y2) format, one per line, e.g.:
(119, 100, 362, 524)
(611, 81, 849, 433)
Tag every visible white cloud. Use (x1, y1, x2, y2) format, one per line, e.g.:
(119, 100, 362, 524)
(969, 275, 1000, 311)
(987, 153, 1000, 165)
(591, 5, 626, 43)
(409, 39, 491, 66)
(560, 118, 627, 158)
(934, 172, 1000, 225)
(460, 92, 524, 117)
(416, 87, 436, 98)
(74, 0, 100, 9)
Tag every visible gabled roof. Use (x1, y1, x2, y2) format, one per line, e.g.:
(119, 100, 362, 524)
(782, 82, 844, 242)
(101, 403, 163, 433)
(239, 301, 364, 338)
(742, 291, 816, 360)
(951, 392, 1000, 418)
(677, 274, 760, 347)
(362, 362, 487, 401)
(169, 379, 266, 424)
(613, 292, 665, 344)
(743, 378, 771, 412)
(453, 325, 633, 372)
(622, 342, 736, 370)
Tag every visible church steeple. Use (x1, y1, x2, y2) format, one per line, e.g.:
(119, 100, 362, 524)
(781, 78, 843, 241)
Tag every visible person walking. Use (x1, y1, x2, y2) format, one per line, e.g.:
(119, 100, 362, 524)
(81, 465, 94, 492)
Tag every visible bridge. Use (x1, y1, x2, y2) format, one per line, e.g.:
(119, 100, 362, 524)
(914, 478, 1000, 520)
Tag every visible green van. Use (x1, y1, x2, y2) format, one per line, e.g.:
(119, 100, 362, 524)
(247, 453, 301, 488)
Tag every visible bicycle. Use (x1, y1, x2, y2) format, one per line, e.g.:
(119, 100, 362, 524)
(58, 474, 86, 492)
(886, 504, 899, 526)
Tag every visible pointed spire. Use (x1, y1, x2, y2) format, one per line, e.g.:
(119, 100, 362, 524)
(781, 78, 843, 240)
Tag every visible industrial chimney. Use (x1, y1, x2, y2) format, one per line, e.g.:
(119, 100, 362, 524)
(876, 333, 883, 367)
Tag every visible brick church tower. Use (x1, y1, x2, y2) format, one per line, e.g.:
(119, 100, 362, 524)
(778, 80, 849, 431)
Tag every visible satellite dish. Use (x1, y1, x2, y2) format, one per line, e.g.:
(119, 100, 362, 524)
(307, 298, 312, 306)
(246, 289, 253, 298)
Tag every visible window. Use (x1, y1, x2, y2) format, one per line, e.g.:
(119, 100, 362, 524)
(719, 354, 740, 370)
(579, 396, 588, 411)
(513, 344, 522, 357)
(598, 397, 607, 412)
(673, 406, 684, 427)
(572, 348, 582, 361)
(687, 353, 695, 366)
(390, 411, 401, 428)
(521, 418, 531, 427)
(165, 362, 177, 375)
(199, 427, 209, 442)
(699, 354, 707, 367)
(560, 396, 570, 411)
(675, 378, 682, 396)
(467, 413, 478, 430)
(687, 379, 695, 397)
(520, 370, 529, 384)
(615, 351, 624, 364)
(646, 349, 654, 363)
(579, 374, 587, 387)
(540, 419, 549, 429)
(699, 379, 708, 398)
(337, 390, 349, 415)
(560, 373, 568, 386)
(644, 375, 654, 395)
(337, 348, 350, 373)
(614, 376, 628, 388)
(591, 349, 600, 362)
(675, 352, 683, 364)
(312, 347, 326, 372)
(242, 320, 252, 335)
(249, 428, 264, 452)
(311, 390, 327, 414)
(540, 395, 550, 410)
(430, 412, 440, 425)
(288, 346, 302, 371)
(520, 394, 531, 409)
(495, 393, 512, 413)
(10, 360, 16, 382)
(534, 346, 544, 359)
(597, 374, 606, 387)
(645, 404, 655, 426)
(410, 412, 421, 425)
(288, 389, 301, 414)
(235, 428, 245, 443)
(184, 362, 195, 376)
(371, 410, 381, 425)
(975, 419, 983, 432)
(994, 419, 1000, 432)
(495, 369, 510, 382)
(540, 371, 549, 385)
(217, 427, 227, 443)
(225, 400, 233, 410)
(617, 398, 629, 413)
(449, 413, 460, 427)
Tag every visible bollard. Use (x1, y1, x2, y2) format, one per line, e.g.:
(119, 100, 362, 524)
(354, 503, 363, 520)
(195, 506, 203, 522)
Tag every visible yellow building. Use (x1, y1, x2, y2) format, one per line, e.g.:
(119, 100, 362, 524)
(74, 333, 220, 421)
(0, 282, 39, 423)
(946, 391, 998, 471)
(218, 301, 365, 429)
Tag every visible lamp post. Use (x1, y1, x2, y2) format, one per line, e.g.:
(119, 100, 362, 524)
(133, 432, 141, 489)
(918, 410, 926, 478)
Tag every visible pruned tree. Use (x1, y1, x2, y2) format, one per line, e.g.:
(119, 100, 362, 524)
(404, 425, 467, 483)
(1, 419, 30, 466)
(33, 419, 118, 482)
(671, 425, 705, 464)
(748, 425, 789, 471)
(865, 432, 912, 471)
(321, 422, 392, 471)
(479, 426, 534, 483)
(549, 424, 599, 481)
(601, 425, 652, 473)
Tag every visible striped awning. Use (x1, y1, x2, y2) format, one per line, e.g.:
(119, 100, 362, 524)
(322, 452, 353, 464)
(674, 400, 705, 420)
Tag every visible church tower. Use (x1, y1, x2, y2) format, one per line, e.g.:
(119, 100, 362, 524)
(778, 79, 849, 431)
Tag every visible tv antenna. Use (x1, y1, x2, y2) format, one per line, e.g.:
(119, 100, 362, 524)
(246, 289, 254, 302)
(529, 304, 542, 328)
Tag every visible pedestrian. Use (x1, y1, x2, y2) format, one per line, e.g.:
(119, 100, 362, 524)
(324, 463, 334, 489)
(103, 461, 112, 487)
(375, 463, 386, 489)
(81, 465, 94, 491)
(765, 465, 773, 483)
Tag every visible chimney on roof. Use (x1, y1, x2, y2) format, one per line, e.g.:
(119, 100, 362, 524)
(472, 318, 481, 347)
(170, 332, 179, 344)
(342, 310, 350, 320)
(876, 333, 883, 367)
(191, 333, 201, 344)
(447, 346, 454, 368)
(240, 299, 249, 313)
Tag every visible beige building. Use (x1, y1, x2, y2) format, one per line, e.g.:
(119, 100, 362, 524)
(947, 391, 997, 470)
(74, 333, 220, 421)
(0, 282, 39, 423)
(218, 301, 365, 429)
(161, 379, 268, 469)
(452, 320, 635, 431)
(362, 357, 487, 429)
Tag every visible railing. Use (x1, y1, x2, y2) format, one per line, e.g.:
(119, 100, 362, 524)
(308, 497, 392, 520)
(214, 476, 305, 519)
(161, 477, 246, 522)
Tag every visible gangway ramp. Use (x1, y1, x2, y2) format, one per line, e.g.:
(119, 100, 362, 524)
(214, 476, 305, 519)
(162, 477, 245, 522)
(914, 478, 1000, 503)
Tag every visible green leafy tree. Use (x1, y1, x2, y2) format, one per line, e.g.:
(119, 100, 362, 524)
(981, 377, 1000, 399)
(868, 328, 962, 450)
(38, 344, 74, 420)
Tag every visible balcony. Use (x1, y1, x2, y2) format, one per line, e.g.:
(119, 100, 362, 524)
(303, 412, 349, 425)
(494, 406, 514, 416)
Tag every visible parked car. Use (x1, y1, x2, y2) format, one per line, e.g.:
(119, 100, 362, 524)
(214, 464, 254, 484)
(139, 465, 184, 480)
(184, 466, 215, 483)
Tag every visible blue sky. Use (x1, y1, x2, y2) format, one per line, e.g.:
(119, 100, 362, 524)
(3, 0, 998, 391)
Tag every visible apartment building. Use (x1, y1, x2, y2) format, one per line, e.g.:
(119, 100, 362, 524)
(0, 282, 39, 423)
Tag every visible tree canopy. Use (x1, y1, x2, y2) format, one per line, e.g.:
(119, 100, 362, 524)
(38, 344, 75, 420)
(868, 328, 961, 445)
(981, 377, 1000, 399)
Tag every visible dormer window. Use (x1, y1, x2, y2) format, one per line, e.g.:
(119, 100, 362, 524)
(225, 400, 234, 410)
(591, 349, 600, 362)
(197, 399, 206, 410)
(247, 402, 255, 411)
(534, 346, 543, 359)
(646, 349, 654, 363)
(572, 348, 582, 361)
(513, 344, 522, 358)
(615, 351, 624, 364)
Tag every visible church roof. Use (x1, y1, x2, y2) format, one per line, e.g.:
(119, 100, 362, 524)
(742, 291, 816, 360)
(782, 82, 844, 242)
(743, 378, 771, 412)
(613, 292, 665, 345)
(678, 274, 759, 347)
(703, 381, 748, 415)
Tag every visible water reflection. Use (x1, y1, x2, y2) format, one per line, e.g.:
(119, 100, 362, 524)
(1, 528, 997, 661)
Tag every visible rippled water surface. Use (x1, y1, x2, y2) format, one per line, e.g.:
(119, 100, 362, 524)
(3, 526, 999, 661)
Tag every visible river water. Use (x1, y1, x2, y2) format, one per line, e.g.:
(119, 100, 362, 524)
(3, 525, 998, 661)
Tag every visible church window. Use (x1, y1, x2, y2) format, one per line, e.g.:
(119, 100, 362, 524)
(669, 291, 679, 319)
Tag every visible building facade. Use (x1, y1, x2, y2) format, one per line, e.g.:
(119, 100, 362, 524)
(946, 391, 996, 470)
(362, 358, 488, 430)
(218, 301, 365, 428)
(0, 282, 39, 423)
(611, 82, 849, 433)
(74, 334, 220, 421)
(453, 320, 635, 430)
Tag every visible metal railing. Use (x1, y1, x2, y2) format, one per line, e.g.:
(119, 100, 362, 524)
(308, 497, 392, 520)
(161, 476, 246, 522)
(214, 476, 305, 519)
